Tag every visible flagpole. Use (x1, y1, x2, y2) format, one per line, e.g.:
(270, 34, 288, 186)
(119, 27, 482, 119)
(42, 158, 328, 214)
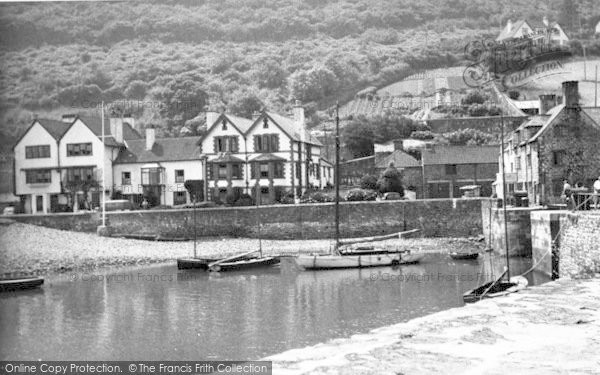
(101, 101, 106, 227)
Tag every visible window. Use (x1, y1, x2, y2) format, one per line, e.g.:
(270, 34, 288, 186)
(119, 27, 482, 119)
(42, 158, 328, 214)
(260, 163, 269, 178)
(66, 167, 94, 183)
(231, 163, 242, 179)
(175, 169, 184, 183)
(261, 187, 269, 195)
(516, 156, 521, 170)
(173, 191, 187, 205)
(218, 164, 227, 179)
(122, 172, 131, 185)
(25, 145, 50, 159)
(141, 168, 163, 185)
(274, 162, 284, 178)
(25, 169, 51, 184)
(67, 143, 93, 156)
(254, 134, 279, 152)
(552, 150, 566, 166)
(445, 164, 457, 175)
(221, 119, 227, 130)
(214, 136, 239, 153)
(263, 118, 269, 129)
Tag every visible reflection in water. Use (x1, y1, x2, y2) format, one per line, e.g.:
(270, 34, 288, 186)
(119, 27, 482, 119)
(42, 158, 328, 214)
(0, 254, 549, 360)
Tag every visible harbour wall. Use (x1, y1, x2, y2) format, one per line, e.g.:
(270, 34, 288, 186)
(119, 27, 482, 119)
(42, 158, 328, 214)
(11, 198, 486, 240)
(481, 200, 535, 257)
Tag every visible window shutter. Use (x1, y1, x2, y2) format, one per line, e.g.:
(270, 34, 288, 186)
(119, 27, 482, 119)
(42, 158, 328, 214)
(263, 134, 270, 152)
(232, 136, 239, 153)
(251, 163, 256, 179)
(214, 137, 218, 153)
(271, 134, 279, 152)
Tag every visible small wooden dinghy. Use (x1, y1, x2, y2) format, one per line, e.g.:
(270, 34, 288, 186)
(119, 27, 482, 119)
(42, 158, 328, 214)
(463, 273, 528, 303)
(177, 257, 224, 270)
(449, 252, 480, 260)
(295, 250, 424, 270)
(0, 276, 44, 292)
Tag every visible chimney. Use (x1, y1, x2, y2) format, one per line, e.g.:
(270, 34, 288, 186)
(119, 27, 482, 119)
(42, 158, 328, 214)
(538, 94, 557, 115)
(145, 127, 155, 151)
(206, 111, 220, 128)
(393, 139, 404, 151)
(507, 19, 513, 32)
(293, 100, 306, 142)
(61, 114, 77, 123)
(109, 117, 124, 143)
(562, 81, 579, 108)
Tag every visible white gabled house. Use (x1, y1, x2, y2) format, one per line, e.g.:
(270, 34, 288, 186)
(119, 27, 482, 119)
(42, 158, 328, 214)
(13, 114, 141, 213)
(201, 101, 333, 204)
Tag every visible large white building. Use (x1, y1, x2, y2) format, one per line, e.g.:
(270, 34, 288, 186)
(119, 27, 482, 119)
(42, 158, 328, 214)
(13, 103, 333, 213)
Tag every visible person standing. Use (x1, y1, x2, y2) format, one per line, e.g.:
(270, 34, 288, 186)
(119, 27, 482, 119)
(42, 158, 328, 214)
(594, 176, 600, 209)
(562, 179, 572, 208)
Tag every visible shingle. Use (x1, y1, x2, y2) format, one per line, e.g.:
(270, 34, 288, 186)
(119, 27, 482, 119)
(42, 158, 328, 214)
(77, 115, 142, 141)
(376, 150, 420, 169)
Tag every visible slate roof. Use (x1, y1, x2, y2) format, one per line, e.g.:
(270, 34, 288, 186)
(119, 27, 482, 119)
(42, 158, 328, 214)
(77, 115, 142, 141)
(114, 136, 202, 164)
(265, 112, 323, 146)
(36, 119, 72, 141)
(376, 150, 421, 169)
(582, 107, 600, 127)
(224, 114, 255, 133)
(209, 153, 245, 163)
(496, 20, 530, 41)
(422, 145, 499, 165)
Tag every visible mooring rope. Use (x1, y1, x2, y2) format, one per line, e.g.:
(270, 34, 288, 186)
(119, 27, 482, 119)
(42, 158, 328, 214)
(517, 220, 566, 277)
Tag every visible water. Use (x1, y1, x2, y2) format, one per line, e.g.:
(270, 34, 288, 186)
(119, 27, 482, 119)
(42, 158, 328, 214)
(0, 254, 549, 360)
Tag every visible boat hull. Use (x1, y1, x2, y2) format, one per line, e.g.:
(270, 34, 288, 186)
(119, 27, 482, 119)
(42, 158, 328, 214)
(449, 252, 479, 260)
(0, 277, 44, 292)
(177, 258, 221, 270)
(209, 257, 280, 272)
(463, 276, 528, 303)
(295, 252, 423, 270)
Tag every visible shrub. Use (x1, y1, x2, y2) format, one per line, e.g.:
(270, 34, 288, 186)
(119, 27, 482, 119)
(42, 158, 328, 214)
(346, 188, 378, 201)
(377, 163, 404, 196)
(461, 91, 487, 105)
(300, 191, 334, 203)
(234, 194, 254, 206)
(360, 174, 378, 190)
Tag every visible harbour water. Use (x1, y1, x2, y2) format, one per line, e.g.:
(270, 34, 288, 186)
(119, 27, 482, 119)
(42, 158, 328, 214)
(0, 253, 549, 360)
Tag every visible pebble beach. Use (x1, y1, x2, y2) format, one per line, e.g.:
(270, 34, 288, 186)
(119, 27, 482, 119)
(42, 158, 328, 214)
(0, 220, 483, 278)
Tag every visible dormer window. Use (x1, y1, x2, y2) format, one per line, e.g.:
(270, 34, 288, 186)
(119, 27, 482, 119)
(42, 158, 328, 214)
(222, 120, 227, 130)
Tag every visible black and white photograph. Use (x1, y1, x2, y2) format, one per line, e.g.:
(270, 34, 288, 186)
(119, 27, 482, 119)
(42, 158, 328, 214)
(1, 0, 599, 373)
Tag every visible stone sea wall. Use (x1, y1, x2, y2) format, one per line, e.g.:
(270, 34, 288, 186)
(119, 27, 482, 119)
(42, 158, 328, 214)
(559, 212, 600, 278)
(12, 198, 487, 240)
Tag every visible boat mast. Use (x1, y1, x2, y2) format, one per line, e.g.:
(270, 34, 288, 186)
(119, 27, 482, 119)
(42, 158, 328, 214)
(500, 112, 511, 280)
(193, 193, 197, 258)
(335, 102, 341, 251)
(256, 187, 263, 258)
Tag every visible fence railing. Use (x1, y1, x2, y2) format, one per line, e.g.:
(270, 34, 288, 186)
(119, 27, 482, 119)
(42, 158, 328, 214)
(572, 192, 600, 211)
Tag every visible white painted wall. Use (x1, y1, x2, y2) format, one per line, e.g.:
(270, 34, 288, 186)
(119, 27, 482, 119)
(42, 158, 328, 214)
(113, 160, 203, 205)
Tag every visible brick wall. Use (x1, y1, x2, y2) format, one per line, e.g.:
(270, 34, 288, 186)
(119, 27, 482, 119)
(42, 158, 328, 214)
(12, 198, 487, 240)
(559, 212, 600, 278)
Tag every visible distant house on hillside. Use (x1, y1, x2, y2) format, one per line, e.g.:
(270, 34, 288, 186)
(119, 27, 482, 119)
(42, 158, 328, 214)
(498, 81, 600, 206)
(497, 17, 569, 45)
(596, 21, 600, 35)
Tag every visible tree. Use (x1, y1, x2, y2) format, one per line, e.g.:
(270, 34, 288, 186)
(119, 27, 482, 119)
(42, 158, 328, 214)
(184, 180, 204, 202)
(461, 90, 487, 105)
(342, 118, 375, 158)
(360, 174, 378, 190)
(377, 162, 404, 196)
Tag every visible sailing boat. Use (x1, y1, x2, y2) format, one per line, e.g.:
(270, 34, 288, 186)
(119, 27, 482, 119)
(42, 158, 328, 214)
(207, 188, 280, 272)
(177, 192, 226, 270)
(294, 104, 425, 270)
(463, 113, 527, 302)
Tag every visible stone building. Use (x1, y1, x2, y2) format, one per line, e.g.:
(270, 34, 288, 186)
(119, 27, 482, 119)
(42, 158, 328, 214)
(499, 81, 600, 205)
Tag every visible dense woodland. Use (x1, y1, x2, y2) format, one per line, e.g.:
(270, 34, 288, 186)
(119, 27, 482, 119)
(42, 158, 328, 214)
(1, 0, 599, 146)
